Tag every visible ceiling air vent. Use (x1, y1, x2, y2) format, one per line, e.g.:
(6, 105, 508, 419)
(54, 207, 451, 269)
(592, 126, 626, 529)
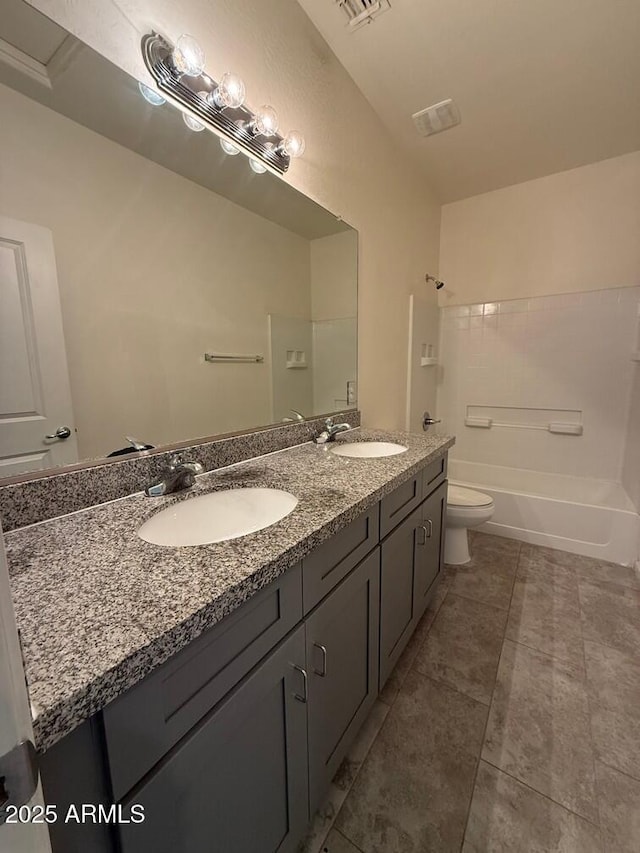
(412, 99, 461, 137)
(337, 0, 391, 31)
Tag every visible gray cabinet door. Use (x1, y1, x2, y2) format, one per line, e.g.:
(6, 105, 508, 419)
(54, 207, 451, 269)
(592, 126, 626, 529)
(306, 548, 380, 814)
(379, 505, 422, 688)
(414, 480, 447, 621)
(379, 482, 448, 689)
(118, 626, 309, 853)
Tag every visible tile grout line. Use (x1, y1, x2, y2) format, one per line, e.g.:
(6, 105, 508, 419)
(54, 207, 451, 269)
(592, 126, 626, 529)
(583, 636, 640, 663)
(459, 538, 522, 848)
(596, 758, 640, 786)
(480, 757, 602, 829)
(574, 559, 605, 843)
(332, 827, 367, 853)
(505, 637, 584, 673)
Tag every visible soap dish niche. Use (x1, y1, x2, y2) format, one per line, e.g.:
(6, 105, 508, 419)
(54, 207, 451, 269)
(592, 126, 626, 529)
(420, 344, 438, 367)
(286, 350, 307, 369)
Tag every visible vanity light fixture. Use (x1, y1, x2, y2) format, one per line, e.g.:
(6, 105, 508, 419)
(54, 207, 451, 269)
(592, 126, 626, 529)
(278, 130, 306, 159)
(220, 138, 240, 156)
(171, 34, 206, 77)
(249, 158, 267, 174)
(141, 32, 304, 175)
(138, 82, 166, 106)
(208, 72, 246, 109)
(183, 112, 206, 131)
(246, 105, 279, 137)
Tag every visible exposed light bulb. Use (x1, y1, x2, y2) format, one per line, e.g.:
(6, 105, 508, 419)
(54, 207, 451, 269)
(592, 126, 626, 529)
(249, 158, 267, 174)
(280, 130, 305, 158)
(210, 72, 246, 109)
(183, 112, 205, 132)
(220, 138, 240, 156)
(138, 82, 166, 106)
(252, 105, 279, 137)
(172, 34, 205, 77)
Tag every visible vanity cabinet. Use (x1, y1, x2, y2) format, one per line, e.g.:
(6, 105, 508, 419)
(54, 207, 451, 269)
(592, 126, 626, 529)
(118, 626, 309, 853)
(39, 451, 448, 853)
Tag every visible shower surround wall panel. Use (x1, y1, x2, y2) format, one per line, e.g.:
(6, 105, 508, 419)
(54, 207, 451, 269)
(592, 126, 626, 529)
(622, 368, 640, 514)
(437, 287, 640, 480)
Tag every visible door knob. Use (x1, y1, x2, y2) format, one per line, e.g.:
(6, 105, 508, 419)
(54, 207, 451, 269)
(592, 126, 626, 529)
(45, 426, 71, 440)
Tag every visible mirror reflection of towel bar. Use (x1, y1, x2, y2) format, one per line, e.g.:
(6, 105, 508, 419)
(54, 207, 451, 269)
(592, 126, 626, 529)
(204, 353, 264, 363)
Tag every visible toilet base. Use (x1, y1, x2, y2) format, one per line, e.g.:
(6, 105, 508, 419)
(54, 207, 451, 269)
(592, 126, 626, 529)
(444, 527, 471, 565)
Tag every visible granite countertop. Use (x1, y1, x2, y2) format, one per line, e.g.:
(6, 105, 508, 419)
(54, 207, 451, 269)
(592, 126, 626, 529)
(5, 429, 453, 751)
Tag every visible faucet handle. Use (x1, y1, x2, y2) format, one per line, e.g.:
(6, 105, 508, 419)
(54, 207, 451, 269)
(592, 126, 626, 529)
(168, 453, 183, 471)
(167, 453, 203, 474)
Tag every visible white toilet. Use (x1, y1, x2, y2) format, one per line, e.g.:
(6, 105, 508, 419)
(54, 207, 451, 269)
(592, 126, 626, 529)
(445, 485, 495, 565)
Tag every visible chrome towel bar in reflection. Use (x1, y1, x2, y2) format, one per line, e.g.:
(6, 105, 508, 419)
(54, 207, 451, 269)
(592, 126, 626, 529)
(204, 353, 264, 363)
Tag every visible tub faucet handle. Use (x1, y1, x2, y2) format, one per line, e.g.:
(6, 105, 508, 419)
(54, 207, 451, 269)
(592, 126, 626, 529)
(422, 412, 442, 431)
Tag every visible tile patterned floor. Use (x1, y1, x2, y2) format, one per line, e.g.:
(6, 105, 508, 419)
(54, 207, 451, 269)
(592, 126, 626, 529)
(301, 532, 640, 853)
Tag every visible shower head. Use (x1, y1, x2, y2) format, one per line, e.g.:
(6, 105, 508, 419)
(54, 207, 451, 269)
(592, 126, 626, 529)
(425, 273, 445, 290)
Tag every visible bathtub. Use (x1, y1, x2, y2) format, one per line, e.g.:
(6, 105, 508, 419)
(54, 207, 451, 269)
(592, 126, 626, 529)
(448, 460, 640, 567)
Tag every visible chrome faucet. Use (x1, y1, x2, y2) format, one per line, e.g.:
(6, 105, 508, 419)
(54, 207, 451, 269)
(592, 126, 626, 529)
(144, 454, 204, 497)
(314, 416, 351, 444)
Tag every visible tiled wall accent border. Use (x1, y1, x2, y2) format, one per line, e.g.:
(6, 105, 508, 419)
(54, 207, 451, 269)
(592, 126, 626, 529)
(0, 412, 360, 532)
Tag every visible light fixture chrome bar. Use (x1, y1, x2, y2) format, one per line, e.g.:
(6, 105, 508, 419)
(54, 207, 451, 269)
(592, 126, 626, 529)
(141, 33, 290, 175)
(204, 353, 264, 363)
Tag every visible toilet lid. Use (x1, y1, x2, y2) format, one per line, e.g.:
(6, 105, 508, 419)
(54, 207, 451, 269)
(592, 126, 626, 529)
(448, 485, 493, 507)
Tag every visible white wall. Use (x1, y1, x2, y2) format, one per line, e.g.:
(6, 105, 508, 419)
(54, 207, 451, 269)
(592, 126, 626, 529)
(27, 0, 442, 431)
(437, 287, 640, 481)
(440, 151, 640, 306)
(0, 82, 312, 458)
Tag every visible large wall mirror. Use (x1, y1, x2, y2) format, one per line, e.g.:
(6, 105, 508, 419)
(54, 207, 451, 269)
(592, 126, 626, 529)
(0, 0, 357, 481)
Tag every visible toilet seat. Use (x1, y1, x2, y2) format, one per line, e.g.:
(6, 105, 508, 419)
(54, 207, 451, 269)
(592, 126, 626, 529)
(448, 485, 493, 508)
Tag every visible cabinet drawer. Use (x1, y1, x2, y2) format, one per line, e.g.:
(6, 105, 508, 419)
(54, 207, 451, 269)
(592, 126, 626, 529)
(422, 453, 447, 498)
(302, 505, 379, 614)
(104, 564, 303, 801)
(380, 474, 422, 539)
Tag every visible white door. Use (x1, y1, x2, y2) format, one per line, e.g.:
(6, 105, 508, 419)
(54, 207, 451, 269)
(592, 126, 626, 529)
(0, 535, 51, 853)
(0, 217, 78, 477)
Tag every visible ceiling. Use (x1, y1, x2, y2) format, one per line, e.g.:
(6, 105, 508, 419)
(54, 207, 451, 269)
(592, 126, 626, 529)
(297, 0, 640, 202)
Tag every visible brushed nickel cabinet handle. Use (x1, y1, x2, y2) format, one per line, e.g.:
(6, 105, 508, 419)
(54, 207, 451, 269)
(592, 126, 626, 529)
(291, 664, 308, 703)
(313, 644, 328, 677)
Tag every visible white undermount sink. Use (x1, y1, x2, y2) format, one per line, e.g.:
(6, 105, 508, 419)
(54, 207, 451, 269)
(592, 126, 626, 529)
(138, 488, 298, 547)
(329, 441, 408, 459)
